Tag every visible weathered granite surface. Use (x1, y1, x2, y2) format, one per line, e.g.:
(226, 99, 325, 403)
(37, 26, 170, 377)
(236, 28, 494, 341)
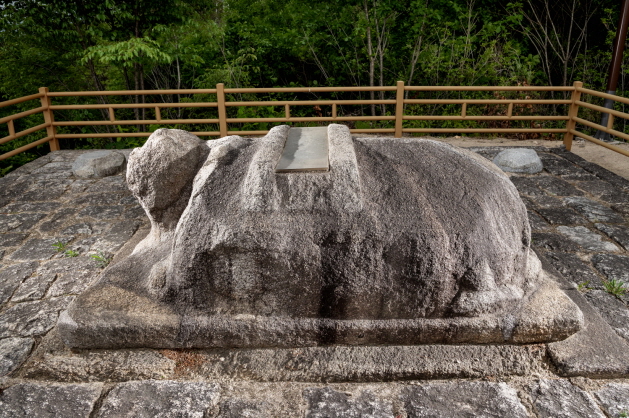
(1, 141, 629, 416)
(59, 127, 582, 349)
(96, 380, 220, 418)
(0, 382, 103, 418)
(530, 379, 606, 418)
(404, 381, 529, 417)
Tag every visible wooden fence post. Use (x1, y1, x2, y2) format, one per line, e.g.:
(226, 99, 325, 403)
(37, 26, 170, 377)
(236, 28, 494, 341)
(563, 81, 583, 151)
(39, 87, 59, 151)
(395, 81, 404, 138)
(217, 83, 228, 137)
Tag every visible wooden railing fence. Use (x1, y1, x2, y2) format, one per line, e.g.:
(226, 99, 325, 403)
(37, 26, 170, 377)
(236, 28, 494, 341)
(1, 81, 629, 161)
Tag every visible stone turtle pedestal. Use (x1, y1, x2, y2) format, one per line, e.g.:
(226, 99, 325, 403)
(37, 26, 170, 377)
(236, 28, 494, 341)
(58, 125, 582, 349)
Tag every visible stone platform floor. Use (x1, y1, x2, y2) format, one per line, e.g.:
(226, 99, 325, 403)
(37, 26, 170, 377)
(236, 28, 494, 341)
(1, 146, 629, 417)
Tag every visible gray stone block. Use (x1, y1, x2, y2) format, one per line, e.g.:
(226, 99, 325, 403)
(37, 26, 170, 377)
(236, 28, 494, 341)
(38, 257, 100, 297)
(24, 339, 176, 382)
(535, 176, 585, 196)
(217, 399, 269, 418)
(601, 191, 629, 204)
(565, 196, 626, 223)
(584, 290, 629, 341)
(0, 337, 33, 376)
(531, 232, 582, 252)
(96, 380, 219, 418)
(403, 382, 528, 418)
(544, 252, 604, 289)
(592, 254, 629, 283)
(85, 175, 130, 193)
(530, 195, 565, 208)
(0, 233, 28, 247)
(90, 219, 140, 253)
(0, 296, 74, 338)
(62, 222, 100, 236)
(71, 192, 125, 206)
(0, 383, 102, 418)
(492, 148, 543, 173)
(2, 201, 62, 213)
(575, 180, 620, 197)
(31, 343, 545, 383)
(12, 273, 56, 302)
(531, 379, 605, 418)
(510, 176, 544, 196)
(38, 208, 77, 233)
(537, 207, 587, 225)
(547, 280, 629, 377)
(557, 226, 619, 252)
(528, 211, 551, 231)
(72, 150, 126, 178)
(9, 238, 68, 261)
(596, 223, 629, 250)
(0, 212, 47, 233)
(0, 261, 38, 305)
(77, 205, 124, 220)
(17, 185, 68, 201)
(594, 383, 629, 418)
(304, 387, 393, 418)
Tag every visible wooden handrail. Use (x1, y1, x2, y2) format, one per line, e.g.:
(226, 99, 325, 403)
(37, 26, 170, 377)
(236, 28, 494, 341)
(570, 129, 629, 158)
(577, 87, 629, 106)
(0, 92, 45, 108)
(404, 86, 574, 91)
(404, 99, 571, 105)
(224, 86, 397, 93)
(3, 81, 629, 163)
(50, 103, 219, 110)
(224, 100, 396, 106)
(0, 122, 51, 145)
(48, 89, 218, 96)
(0, 106, 47, 124)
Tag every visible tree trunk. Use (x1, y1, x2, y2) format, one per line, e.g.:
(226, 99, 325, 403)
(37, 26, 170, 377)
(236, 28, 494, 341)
(364, 0, 376, 117)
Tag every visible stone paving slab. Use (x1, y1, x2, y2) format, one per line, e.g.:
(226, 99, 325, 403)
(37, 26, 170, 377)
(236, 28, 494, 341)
(0, 382, 103, 418)
(530, 379, 606, 418)
(96, 380, 220, 418)
(595, 383, 629, 418)
(404, 381, 529, 418)
(1, 146, 629, 416)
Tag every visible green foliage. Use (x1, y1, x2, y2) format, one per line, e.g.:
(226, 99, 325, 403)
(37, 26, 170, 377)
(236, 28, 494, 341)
(52, 241, 68, 252)
(91, 251, 112, 268)
(603, 279, 627, 298)
(82, 37, 173, 68)
(577, 281, 592, 292)
(0, 165, 13, 177)
(0, 0, 627, 168)
(52, 240, 78, 257)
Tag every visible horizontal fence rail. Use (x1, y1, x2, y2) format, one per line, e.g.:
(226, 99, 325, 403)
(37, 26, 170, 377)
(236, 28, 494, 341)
(1, 81, 629, 161)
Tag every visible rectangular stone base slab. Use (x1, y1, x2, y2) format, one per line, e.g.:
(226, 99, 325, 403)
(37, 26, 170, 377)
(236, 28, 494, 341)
(57, 274, 582, 349)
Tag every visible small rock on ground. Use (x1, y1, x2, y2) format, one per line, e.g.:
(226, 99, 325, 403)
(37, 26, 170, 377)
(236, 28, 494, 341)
(72, 151, 126, 178)
(492, 148, 543, 173)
